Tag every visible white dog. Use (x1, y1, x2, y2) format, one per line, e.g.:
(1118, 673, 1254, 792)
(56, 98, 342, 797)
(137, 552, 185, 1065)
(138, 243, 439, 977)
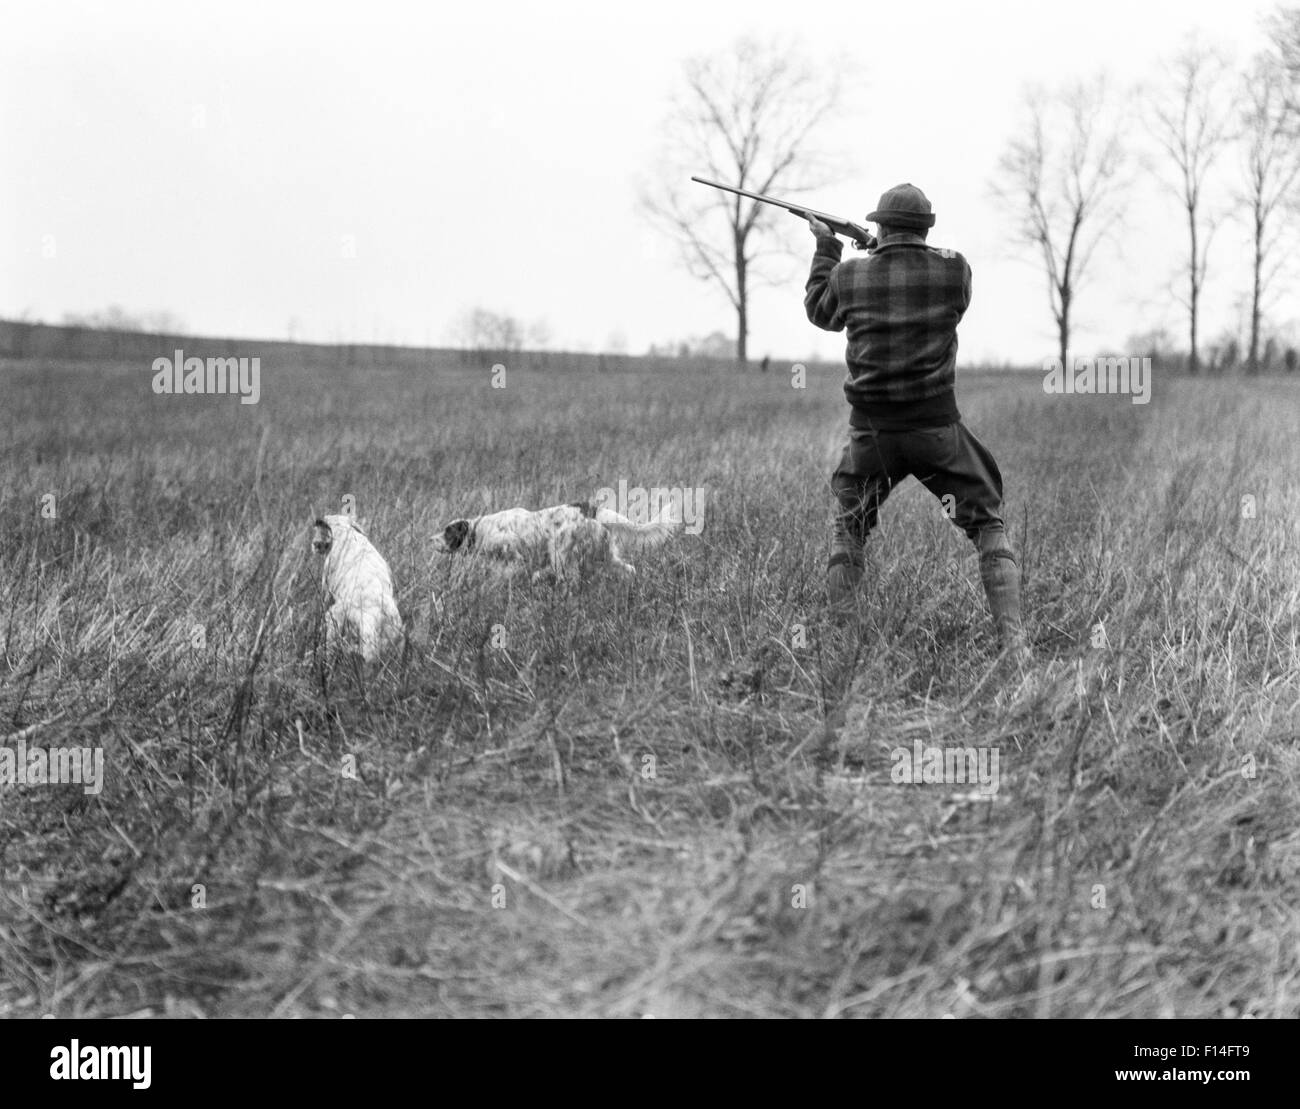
(311, 514, 403, 664)
(431, 499, 680, 580)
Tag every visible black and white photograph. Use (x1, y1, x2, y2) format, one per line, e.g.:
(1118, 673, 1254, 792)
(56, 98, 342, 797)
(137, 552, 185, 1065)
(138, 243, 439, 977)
(1, 0, 1298, 1067)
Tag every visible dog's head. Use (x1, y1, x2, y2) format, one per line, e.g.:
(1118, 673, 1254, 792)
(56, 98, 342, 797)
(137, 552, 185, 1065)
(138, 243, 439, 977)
(432, 518, 473, 554)
(311, 517, 334, 555)
(312, 514, 366, 556)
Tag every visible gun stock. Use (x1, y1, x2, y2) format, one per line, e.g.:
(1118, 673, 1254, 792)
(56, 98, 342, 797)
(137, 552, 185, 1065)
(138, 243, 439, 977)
(690, 176, 877, 251)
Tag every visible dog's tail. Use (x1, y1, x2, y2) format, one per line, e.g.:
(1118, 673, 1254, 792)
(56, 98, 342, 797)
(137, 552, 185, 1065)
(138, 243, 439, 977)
(596, 504, 683, 548)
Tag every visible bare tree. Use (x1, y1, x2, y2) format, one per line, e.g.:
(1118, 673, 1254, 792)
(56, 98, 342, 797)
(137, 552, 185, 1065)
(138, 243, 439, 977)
(992, 79, 1130, 369)
(449, 307, 552, 353)
(642, 38, 844, 364)
(1239, 56, 1300, 373)
(1146, 42, 1235, 373)
(1271, 6, 1300, 115)
(456, 308, 518, 352)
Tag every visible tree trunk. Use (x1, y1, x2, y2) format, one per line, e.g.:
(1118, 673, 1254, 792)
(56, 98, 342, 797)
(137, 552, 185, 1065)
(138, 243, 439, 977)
(1057, 287, 1071, 372)
(1188, 205, 1200, 375)
(735, 245, 748, 365)
(1249, 211, 1264, 374)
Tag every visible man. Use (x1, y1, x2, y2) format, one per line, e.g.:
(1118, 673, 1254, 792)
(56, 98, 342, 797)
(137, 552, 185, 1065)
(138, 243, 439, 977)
(803, 183, 1027, 659)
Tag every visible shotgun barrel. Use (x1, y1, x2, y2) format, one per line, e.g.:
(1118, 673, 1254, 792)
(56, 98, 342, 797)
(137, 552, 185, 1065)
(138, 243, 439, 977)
(690, 176, 878, 251)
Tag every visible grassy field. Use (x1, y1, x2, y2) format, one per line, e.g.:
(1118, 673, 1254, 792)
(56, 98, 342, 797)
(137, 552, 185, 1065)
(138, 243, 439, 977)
(1, 354, 1297, 1018)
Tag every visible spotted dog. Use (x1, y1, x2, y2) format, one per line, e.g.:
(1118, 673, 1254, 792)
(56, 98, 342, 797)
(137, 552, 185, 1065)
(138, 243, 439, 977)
(431, 500, 680, 580)
(311, 514, 404, 664)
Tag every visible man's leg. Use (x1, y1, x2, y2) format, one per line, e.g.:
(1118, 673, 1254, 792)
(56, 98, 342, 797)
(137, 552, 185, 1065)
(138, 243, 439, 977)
(910, 423, 1027, 655)
(975, 524, 1027, 655)
(828, 430, 894, 612)
(826, 481, 868, 605)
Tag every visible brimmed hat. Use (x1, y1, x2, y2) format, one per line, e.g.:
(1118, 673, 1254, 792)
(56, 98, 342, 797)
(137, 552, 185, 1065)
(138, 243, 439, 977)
(867, 183, 935, 229)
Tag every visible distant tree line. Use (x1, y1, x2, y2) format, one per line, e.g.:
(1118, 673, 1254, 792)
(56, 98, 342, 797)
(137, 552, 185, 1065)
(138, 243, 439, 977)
(447, 307, 551, 356)
(646, 331, 736, 360)
(60, 305, 186, 333)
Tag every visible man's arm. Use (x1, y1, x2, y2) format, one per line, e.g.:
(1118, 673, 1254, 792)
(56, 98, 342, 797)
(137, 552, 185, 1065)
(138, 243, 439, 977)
(803, 216, 846, 332)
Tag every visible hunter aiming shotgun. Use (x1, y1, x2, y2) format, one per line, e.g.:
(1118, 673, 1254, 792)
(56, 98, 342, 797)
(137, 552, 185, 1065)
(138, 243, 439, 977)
(690, 176, 879, 252)
(799, 180, 1029, 666)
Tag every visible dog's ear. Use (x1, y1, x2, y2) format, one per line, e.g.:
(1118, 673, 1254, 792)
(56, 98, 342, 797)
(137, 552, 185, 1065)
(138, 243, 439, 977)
(311, 519, 333, 553)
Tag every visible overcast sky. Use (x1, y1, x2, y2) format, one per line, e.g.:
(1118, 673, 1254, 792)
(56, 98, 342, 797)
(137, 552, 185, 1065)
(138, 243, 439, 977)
(1, 0, 1285, 364)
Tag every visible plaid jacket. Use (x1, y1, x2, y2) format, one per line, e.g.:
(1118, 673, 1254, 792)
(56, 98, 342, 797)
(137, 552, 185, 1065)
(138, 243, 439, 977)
(805, 232, 971, 427)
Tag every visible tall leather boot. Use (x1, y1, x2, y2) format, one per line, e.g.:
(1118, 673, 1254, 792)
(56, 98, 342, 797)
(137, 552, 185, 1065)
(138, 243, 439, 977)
(977, 530, 1029, 660)
(827, 553, 863, 616)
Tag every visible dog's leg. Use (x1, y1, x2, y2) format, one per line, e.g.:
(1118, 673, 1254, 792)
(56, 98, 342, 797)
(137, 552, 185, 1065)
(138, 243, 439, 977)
(357, 612, 386, 697)
(550, 534, 564, 579)
(542, 534, 571, 584)
(382, 601, 404, 656)
(358, 613, 380, 666)
(608, 536, 636, 576)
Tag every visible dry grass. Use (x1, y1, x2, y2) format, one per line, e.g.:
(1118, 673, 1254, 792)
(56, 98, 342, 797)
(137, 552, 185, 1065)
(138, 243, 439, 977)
(1, 355, 1297, 1018)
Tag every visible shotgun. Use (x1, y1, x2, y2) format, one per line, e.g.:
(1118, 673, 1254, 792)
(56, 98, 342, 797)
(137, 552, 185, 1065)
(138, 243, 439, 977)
(690, 175, 878, 251)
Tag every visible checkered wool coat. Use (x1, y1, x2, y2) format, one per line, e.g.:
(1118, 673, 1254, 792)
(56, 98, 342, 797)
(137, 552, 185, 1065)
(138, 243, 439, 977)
(804, 231, 971, 416)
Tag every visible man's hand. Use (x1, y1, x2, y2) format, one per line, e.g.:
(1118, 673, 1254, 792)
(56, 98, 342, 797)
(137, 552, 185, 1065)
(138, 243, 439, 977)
(806, 215, 834, 238)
